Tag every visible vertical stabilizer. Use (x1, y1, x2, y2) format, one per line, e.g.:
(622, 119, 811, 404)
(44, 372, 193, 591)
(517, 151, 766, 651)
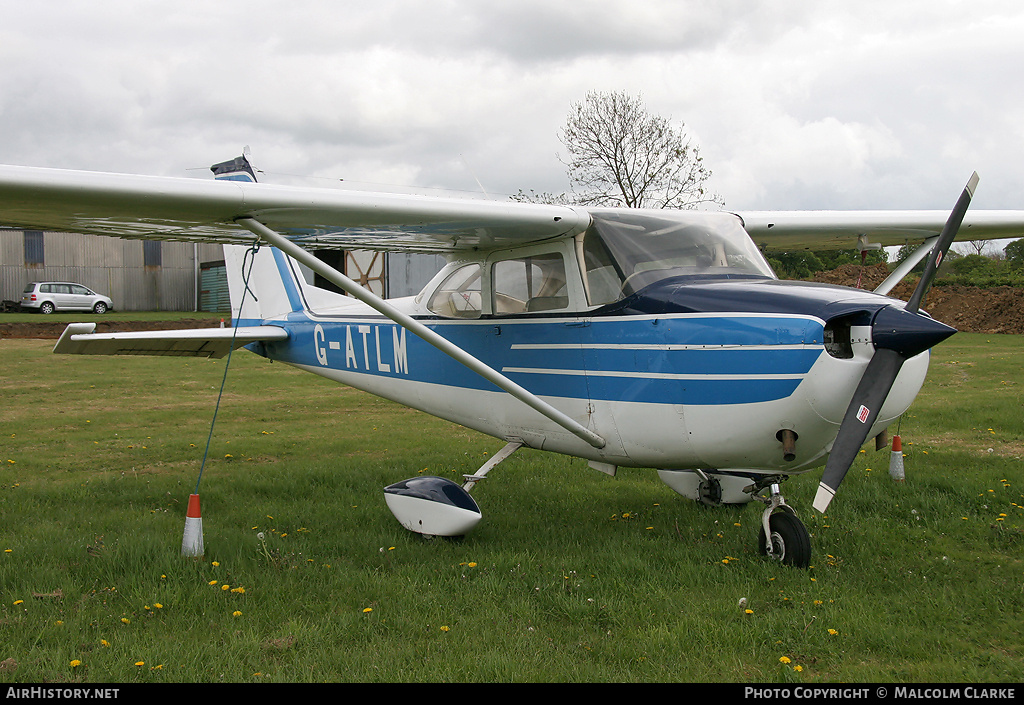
(211, 152, 258, 182)
(224, 244, 309, 323)
(214, 152, 309, 323)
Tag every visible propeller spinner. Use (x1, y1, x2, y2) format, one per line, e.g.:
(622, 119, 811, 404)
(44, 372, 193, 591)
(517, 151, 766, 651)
(813, 172, 979, 513)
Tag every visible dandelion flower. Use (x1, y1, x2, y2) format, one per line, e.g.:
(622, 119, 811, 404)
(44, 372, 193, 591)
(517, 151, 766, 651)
(745, 609, 754, 615)
(440, 625, 450, 632)
(121, 618, 130, 624)
(154, 603, 163, 609)
(13, 600, 23, 605)
(828, 629, 838, 636)
(779, 656, 791, 664)
(362, 607, 373, 613)
(70, 660, 81, 668)
(135, 661, 145, 667)
(222, 584, 231, 591)
(233, 611, 242, 617)
(794, 664, 803, 672)
(208, 580, 218, 585)
(101, 640, 110, 647)
(468, 562, 477, 568)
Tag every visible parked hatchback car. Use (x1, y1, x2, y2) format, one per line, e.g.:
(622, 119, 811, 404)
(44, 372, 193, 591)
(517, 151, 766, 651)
(20, 282, 114, 314)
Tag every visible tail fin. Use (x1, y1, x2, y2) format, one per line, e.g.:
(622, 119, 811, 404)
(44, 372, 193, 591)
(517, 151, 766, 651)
(211, 152, 258, 182)
(213, 152, 355, 322)
(224, 244, 311, 322)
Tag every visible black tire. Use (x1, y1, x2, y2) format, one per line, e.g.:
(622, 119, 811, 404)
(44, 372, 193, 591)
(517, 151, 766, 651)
(758, 512, 812, 568)
(40, 302, 55, 314)
(93, 302, 108, 314)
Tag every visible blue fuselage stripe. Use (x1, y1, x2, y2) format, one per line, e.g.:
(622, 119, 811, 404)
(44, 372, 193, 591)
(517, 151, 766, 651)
(253, 314, 824, 406)
(271, 249, 306, 312)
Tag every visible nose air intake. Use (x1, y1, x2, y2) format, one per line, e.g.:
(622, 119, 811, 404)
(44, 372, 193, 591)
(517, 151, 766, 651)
(813, 172, 978, 513)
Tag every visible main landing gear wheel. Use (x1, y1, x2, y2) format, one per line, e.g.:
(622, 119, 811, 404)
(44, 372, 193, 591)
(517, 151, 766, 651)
(758, 512, 812, 569)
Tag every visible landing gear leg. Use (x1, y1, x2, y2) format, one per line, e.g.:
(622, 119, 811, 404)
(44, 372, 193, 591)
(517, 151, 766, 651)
(748, 477, 812, 569)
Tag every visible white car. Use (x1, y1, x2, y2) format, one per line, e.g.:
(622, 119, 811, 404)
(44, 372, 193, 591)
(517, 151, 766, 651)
(20, 282, 114, 314)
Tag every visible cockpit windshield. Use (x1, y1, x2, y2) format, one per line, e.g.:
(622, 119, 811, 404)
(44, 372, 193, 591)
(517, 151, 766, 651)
(579, 210, 776, 306)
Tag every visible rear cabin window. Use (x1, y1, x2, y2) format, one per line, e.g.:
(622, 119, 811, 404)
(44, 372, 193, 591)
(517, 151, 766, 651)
(491, 253, 568, 314)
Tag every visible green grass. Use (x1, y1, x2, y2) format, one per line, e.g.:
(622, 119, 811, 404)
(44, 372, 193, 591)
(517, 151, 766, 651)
(1, 333, 1022, 683)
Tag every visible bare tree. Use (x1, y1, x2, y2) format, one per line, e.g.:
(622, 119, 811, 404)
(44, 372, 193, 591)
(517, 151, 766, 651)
(557, 91, 723, 209)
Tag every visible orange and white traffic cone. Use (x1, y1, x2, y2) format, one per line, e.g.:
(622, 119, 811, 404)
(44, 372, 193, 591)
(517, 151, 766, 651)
(181, 493, 204, 557)
(889, 435, 905, 482)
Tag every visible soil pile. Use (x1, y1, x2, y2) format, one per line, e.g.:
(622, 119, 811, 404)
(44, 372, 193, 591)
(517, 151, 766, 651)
(812, 263, 1024, 335)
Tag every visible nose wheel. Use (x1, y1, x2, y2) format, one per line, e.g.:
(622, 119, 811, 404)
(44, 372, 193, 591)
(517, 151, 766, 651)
(749, 478, 812, 568)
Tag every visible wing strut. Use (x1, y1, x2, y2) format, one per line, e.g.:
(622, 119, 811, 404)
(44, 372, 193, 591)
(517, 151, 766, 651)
(236, 218, 606, 450)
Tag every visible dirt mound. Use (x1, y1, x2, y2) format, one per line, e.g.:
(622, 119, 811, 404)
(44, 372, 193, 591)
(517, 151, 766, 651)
(0, 318, 221, 340)
(811, 263, 1024, 335)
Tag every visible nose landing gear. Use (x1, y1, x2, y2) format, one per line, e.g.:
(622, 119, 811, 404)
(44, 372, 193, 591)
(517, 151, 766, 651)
(748, 477, 812, 569)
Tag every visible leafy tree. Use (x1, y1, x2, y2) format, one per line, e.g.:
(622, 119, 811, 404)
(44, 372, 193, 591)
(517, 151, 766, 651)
(556, 91, 723, 209)
(1005, 238, 1024, 266)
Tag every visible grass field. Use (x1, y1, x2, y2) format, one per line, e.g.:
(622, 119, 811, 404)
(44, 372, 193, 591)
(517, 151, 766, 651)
(0, 331, 1022, 683)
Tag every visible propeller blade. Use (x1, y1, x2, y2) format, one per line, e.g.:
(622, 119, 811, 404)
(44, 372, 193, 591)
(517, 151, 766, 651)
(814, 173, 977, 513)
(905, 172, 979, 314)
(813, 348, 904, 513)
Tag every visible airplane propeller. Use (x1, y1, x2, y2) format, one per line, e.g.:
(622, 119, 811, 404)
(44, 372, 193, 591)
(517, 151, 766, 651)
(812, 172, 979, 513)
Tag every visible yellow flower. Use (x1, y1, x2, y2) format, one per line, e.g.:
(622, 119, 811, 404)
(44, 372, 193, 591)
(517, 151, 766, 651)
(121, 618, 130, 624)
(779, 656, 791, 664)
(468, 562, 477, 568)
(744, 609, 754, 615)
(208, 580, 218, 585)
(222, 584, 230, 591)
(231, 587, 245, 594)
(362, 607, 373, 613)
(440, 625, 450, 632)
(70, 660, 81, 668)
(212, 561, 219, 566)
(13, 600, 23, 605)
(154, 603, 163, 609)
(828, 629, 838, 636)
(135, 661, 145, 667)
(101, 640, 110, 647)
(794, 664, 803, 672)
(233, 611, 242, 617)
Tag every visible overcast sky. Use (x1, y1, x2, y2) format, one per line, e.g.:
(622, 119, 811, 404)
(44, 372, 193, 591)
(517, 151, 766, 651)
(2, 0, 1023, 217)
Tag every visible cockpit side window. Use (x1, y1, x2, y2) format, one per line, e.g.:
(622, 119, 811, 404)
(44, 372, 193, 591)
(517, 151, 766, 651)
(491, 253, 569, 314)
(578, 228, 625, 306)
(426, 263, 482, 318)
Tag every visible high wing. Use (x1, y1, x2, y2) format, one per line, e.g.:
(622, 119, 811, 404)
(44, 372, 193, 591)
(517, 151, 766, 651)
(737, 209, 1024, 250)
(3, 164, 1023, 256)
(0, 164, 587, 253)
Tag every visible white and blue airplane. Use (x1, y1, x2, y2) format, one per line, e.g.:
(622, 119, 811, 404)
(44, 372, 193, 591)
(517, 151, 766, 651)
(1, 156, 1022, 567)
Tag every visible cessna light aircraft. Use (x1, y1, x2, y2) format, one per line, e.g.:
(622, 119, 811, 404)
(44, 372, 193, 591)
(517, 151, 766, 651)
(1, 156, 1022, 568)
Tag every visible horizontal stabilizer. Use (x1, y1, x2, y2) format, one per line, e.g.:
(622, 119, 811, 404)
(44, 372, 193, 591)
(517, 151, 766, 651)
(53, 323, 288, 358)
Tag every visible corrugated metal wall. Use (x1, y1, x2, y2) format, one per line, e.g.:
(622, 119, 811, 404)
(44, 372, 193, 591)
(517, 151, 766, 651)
(2, 230, 449, 311)
(1, 230, 223, 311)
